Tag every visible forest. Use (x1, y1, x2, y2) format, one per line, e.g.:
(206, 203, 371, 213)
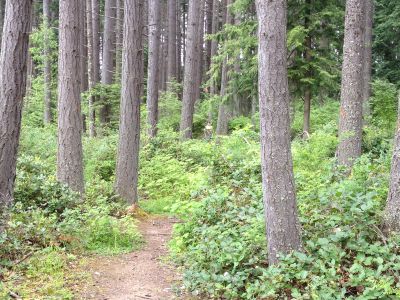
(0, 0, 400, 299)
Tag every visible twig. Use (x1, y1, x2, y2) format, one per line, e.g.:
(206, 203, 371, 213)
(13, 251, 34, 266)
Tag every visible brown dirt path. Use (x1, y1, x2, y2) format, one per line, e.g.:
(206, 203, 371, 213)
(79, 216, 189, 300)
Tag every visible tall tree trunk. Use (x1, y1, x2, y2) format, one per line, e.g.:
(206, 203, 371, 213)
(167, 0, 177, 83)
(86, 0, 96, 137)
(57, 0, 85, 194)
(80, 0, 88, 93)
(256, 0, 302, 265)
(180, 0, 202, 139)
(205, 0, 213, 75)
(43, 0, 52, 124)
(115, 0, 123, 81)
(176, 0, 182, 83)
(302, 0, 312, 136)
(337, 0, 366, 167)
(0, 0, 5, 50)
(100, 0, 116, 124)
(362, 0, 373, 119)
(91, 0, 101, 124)
(384, 92, 400, 232)
(0, 0, 33, 219)
(147, 0, 161, 138)
(216, 0, 232, 136)
(194, 0, 205, 104)
(115, 0, 144, 205)
(209, 0, 219, 111)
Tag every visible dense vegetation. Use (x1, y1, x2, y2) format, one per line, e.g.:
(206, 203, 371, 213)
(1, 0, 400, 299)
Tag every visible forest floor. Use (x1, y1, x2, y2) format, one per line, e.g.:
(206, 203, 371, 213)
(78, 216, 190, 300)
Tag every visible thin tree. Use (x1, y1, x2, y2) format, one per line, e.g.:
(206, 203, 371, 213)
(86, 0, 96, 137)
(256, 0, 302, 265)
(337, 0, 366, 167)
(180, 0, 203, 139)
(57, 0, 85, 194)
(92, 0, 101, 124)
(362, 0, 373, 118)
(0, 0, 33, 220)
(147, 0, 161, 138)
(384, 92, 400, 232)
(43, 0, 52, 124)
(167, 0, 177, 83)
(115, 0, 144, 205)
(209, 0, 219, 96)
(216, 0, 233, 136)
(115, 0, 123, 81)
(303, 0, 312, 136)
(80, 0, 88, 94)
(100, 0, 116, 123)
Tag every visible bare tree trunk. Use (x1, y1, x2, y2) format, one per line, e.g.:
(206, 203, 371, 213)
(180, 0, 202, 139)
(167, 0, 177, 83)
(216, 0, 232, 136)
(302, 0, 312, 136)
(209, 0, 220, 96)
(176, 0, 182, 83)
(205, 0, 213, 74)
(362, 0, 373, 119)
(80, 0, 88, 93)
(0, 0, 33, 217)
(182, 2, 187, 68)
(115, 0, 123, 82)
(43, 0, 52, 124)
(147, 0, 161, 138)
(100, 0, 116, 124)
(57, 0, 85, 194)
(337, 0, 366, 167)
(86, 0, 96, 137)
(384, 92, 400, 232)
(92, 0, 101, 124)
(256, 0, 302, 265)
(115, 0, 144, 205)
(194, 0, 205, 104)
(0, 0, 5, 50)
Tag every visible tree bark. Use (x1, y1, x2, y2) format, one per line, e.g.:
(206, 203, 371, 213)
(256, 0, 302, 265)
(146, 0, 161, 138)
(180, 0, 202, 139)
(362, 0, 373, 119)
(0, 0, 33, 215)
(216, 0, 233, 136)
(384, 92, 400, 232)
(303, 0, 312, 136)
(115, 0, 144, 205)
(91, 0, 101, 123)
(194, 0, 205, 104)
(115, 0, 123, 82)
(167, 0, 177, 83)
(205, 0, 213, 75)
(57, 0, 85, 194)
(209, 0, 219, 95)
(0, 0, 5, 51)
(80, 0, 88, 93)
(100, 0, 116, 124)
(176, 0, 182, 83)
(337, 0, 366, 167)
(43, 0, 52, 124)
(86, 0, 96, 137)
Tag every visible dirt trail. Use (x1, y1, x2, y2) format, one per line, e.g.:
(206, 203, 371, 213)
(80, 216, 188, 300)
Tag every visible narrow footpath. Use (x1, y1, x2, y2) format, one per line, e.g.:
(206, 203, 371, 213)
(80, 216, 189, 300)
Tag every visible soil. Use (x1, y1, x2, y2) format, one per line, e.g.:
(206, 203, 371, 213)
(79, 216, 190, 300)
